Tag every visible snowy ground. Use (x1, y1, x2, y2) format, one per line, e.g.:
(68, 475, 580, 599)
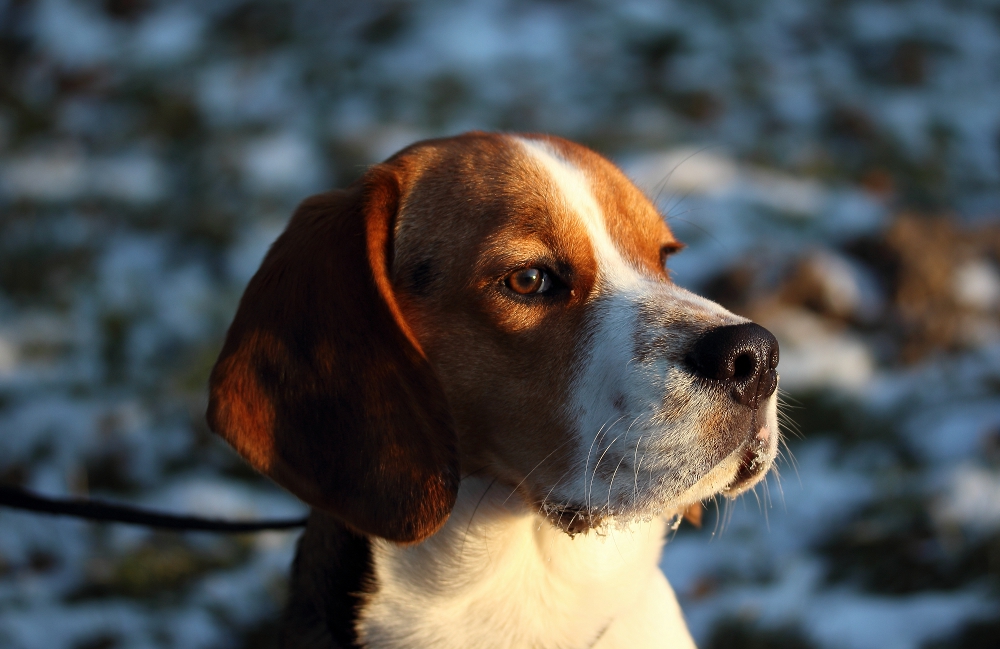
(0, 1, 998, 647)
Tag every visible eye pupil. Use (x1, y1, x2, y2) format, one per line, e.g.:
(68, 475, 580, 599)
(509, 268, 544, 294)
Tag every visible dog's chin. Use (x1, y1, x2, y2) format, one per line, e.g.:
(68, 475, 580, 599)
(541, 505, 606, 537)
(538, 399, 780, 536)
(539, 462, 776, 539)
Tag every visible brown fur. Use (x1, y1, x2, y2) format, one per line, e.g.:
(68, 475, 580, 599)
(207, 169, 458, 543)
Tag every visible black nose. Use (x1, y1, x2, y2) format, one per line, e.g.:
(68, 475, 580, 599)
(686, 323, 779, 409)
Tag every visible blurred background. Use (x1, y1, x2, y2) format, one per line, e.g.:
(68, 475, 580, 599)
(1, 0, 999, 647)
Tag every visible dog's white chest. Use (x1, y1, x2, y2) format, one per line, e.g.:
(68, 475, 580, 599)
(355, 480, 696, 649)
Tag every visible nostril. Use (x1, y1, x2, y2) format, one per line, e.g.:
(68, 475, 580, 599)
(687, 322, 780, 408)
(732, 352, 757, 380)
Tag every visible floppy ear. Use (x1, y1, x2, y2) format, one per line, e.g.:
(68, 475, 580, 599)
(207, 166, 458, 543)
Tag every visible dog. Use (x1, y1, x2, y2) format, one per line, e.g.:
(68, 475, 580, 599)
(207, 132, 780, 648)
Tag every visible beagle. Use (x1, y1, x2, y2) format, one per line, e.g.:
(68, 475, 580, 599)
(207, 132, 780, 648)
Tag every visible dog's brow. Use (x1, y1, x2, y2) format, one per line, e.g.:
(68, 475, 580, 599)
(515, 137, 643, 291)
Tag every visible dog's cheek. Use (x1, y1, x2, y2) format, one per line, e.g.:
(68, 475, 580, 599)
(411, 298, 584, 494)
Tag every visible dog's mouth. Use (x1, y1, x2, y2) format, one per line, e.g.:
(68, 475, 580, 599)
(723, 423, 773, 496)
(537, 409, 778, 536)
(541, 504, 605, 537)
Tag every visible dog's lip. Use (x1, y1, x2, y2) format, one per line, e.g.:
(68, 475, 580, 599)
(723, 424, 772, 495)
(541, 504, 604, 536)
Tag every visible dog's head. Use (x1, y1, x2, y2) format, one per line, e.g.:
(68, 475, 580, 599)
(207, 133, 779, 543)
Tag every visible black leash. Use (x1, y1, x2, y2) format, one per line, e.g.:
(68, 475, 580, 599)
(0, 483, 308, 533)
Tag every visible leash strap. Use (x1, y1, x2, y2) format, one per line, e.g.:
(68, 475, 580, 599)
(0, 483, 307, 533)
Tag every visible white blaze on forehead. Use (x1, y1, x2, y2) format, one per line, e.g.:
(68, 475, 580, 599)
(515, 137, 643, 291)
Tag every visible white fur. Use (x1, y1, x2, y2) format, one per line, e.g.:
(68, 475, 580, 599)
(356, 478, 696, 649)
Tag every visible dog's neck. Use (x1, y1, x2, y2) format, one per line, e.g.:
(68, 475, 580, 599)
(354, 478, 692, 649)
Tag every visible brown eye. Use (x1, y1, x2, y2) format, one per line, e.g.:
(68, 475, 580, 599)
(507, 267, 552, 295)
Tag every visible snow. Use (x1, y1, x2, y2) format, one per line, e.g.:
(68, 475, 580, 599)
(953, 259, 1000, 312)
(0, 335, 18, 376)
(197, 56, 305, 128)
(133, 7, 206, 67)
(627, 149, 740, 197)
(33, 0, 119, 70)
(1, 149, 88, 202)
(144, 477, 307, 521)
(2, 0, 1000, 646)
(763, 308, 875, 392)
(226, 221, 285, 285)
(1, 150, 165, 204)
(89, 153, 167, 205)
(910, 400, 1000, 467)
(242, 131, 323, 195)
(805, 590, 994, 649)
(935, 465, 1000, 533)
(683, 561, 992, 649)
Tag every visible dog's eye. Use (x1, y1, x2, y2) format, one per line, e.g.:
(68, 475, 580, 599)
(659, 242, 685, 269)
(507, 267, 552, 295)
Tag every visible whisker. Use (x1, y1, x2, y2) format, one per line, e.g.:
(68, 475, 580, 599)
(779, 437, 802, 484)
(777, 414, 803, 440)
(584, 416, 622, 512)
(662, 187, 697, 224)
(761, 480, 773, 531)
(461, 464, 497, 482)
(662, 213, 726, 251)
(760, 485, 771, 532)
(586, 416, 628, 512)
(710, 496, 721, 540)
(537, 477, 564, 517)
(631, 433, 646, 505)
(609, 526, 625, 562)
(652, 144, 719, 211)
(777, 391, 805, 408)
(770, 464, 788, 512)
(635, 448, 650, 509)
(607, 416, 644, 512)
(460, 477, 499, 559)
(536, 471, 573, 530)
(502, 434, 577, 507)
(718, 498, 730, 536)
(776, 414, 802, 440)
(662, 206, 706, 221)
(607, 453, 630, 514)
(591, 430, 628, 513)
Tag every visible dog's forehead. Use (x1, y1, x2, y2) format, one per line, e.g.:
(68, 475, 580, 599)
(392, 133, 674, 278)
(517, 135, 675, 265)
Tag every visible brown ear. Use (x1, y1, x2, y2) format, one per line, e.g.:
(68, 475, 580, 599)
(207, 166, 458, 543)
